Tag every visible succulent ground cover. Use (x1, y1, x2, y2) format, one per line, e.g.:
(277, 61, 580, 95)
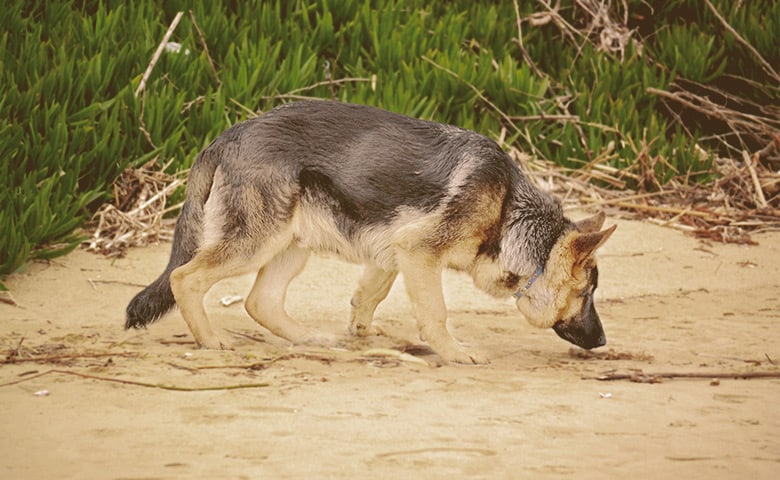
(1, 0, 778, 280)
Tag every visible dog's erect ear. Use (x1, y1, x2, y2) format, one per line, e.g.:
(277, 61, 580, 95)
(574, 212, 606, 233)
(571, 224, 617, 263)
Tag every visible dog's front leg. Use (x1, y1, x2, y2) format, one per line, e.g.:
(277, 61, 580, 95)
(395, 250, 489, 365)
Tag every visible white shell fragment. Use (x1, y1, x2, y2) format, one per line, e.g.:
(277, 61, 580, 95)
(220, 295, 244, 307)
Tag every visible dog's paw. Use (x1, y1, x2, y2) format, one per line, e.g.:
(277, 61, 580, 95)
(441, 348, 490, 365)
(197, 333, 234, 350)
(348, 323, 384, 337)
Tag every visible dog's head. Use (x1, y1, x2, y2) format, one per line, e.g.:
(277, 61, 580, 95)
(515, 212, 616, 350)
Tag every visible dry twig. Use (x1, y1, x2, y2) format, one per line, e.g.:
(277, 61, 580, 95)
(422, 55, 548, 160)
(0, 369, 269, 391)
(508, 144, 780, 245)
(0, 290, 18, 306)
(134, 11, 185, 98)
(512, 0, 546, 79)
(703, 0, 780, 84)
(261, 78, 374, 105)
(189, 10, 221, 87)
(588, 370, 780, 383)
(648, 86, 780, 150)
(2, 351, 138, 365)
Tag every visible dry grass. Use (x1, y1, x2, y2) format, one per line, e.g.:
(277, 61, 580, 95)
(83, 159, 185, 257)
(504, 0, 780, 244)
(514, 145, 780, 245)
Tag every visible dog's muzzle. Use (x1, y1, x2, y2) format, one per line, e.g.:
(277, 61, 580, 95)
(552, 294, 606, 350)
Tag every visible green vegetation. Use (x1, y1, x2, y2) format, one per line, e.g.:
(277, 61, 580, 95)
(1, 0, 777, 276)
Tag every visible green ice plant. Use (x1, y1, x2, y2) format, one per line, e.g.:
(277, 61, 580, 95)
(1, 0, 776, 276)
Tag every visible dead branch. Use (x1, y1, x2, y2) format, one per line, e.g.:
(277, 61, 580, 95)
(587, 370, 780, 383)
(584, 199, 717, 219)
(159, 339, 196, 345)
(0, 369, 269, 391)
(703, 0, 780, 84)
(2, 351, 139, 365)
(260, 77, 374, 105)
(134, 11, 185, 98)
(4, 337, 25, 362)
(743, 150, 768, 208)
(137, 90, 156, 149)
(189, 10, 221, 87)
(512, 0, 546, 79)
(87, 279, 147, 288)
(569, 347, 654, 361)
(0, 290, 18, 306)
(422, 55, 548, 160)
(648, 87, 780, 144)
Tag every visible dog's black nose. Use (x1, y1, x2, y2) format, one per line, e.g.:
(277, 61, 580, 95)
(591, 331, 607, 349)
(575, 330, 606, 350)
(552, 319, 606, 350)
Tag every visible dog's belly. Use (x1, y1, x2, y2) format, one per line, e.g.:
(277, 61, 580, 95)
(291, 206, 398, 269)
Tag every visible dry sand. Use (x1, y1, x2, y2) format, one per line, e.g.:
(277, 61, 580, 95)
(1, 219, 779, 479)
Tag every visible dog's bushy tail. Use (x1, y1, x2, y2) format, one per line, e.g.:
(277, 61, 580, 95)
(125, 145, 221, 329)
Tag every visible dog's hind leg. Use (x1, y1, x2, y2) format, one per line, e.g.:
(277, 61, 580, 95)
(245, 244, 335, 346)
(395, 250, 489, 365)
(170, 252, 258, 350)
(349, 266, 398, 337)
(170, 226, 296, 350)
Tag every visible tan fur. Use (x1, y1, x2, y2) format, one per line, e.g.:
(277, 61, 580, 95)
(128, 102, 618, 365)
(170, 223, 298, 349)
(175, 194, 613, 364)
(244, 244, 336, 345)
(574, 211, 606, 234)
(516, 222, 616, 329)
(394, 247, 489, 365)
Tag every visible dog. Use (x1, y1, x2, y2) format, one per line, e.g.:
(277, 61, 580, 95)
(126, 100, 616, 364)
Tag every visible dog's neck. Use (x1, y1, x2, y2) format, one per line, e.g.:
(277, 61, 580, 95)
(512, 265, 544, 299)
(498, 182, 569, 279)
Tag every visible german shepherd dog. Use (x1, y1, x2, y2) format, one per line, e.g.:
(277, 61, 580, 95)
(126, 101, 616, 364)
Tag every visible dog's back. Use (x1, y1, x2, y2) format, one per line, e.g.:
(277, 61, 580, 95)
(208, 101, 539, 265)
(224, 101, 514, 223)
